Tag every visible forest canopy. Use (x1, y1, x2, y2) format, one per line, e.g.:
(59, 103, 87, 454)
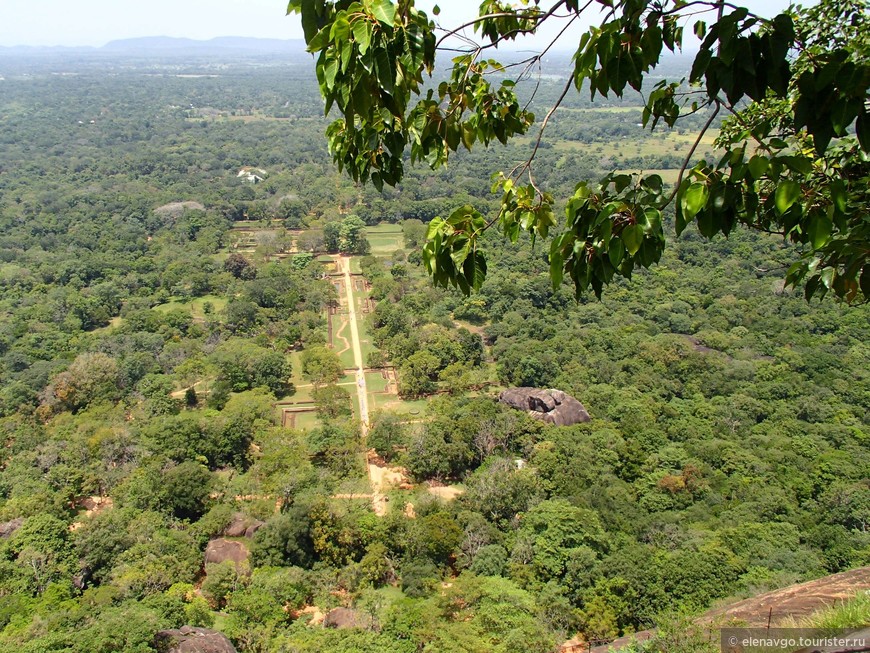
(289, 0, 870, 302)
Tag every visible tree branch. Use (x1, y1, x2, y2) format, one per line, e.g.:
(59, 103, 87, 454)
(435, 0, 568, 49)
(661, 100, 721, 207)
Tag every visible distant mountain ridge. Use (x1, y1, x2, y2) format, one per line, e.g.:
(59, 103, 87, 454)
(0, 36, 307, 56)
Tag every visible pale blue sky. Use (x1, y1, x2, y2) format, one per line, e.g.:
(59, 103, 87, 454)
(0, 0, 793, 48)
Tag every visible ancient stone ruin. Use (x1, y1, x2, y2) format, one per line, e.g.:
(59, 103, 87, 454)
(498, 387, 591, 426)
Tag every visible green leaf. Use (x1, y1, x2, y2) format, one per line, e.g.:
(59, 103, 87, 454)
(433, 4, 440, 15)
(780, 156, 813, 175)
(748, 155, 769, 180)
(608, 238, 624, 267)
(375, 48, 394, 94)
(549, 247, 564, 290)
(681, 182, 709, 220)
(675, 203, 687, 236)
(807, 215, 832, 249)
(641, 174, 662, 193)
(820, 267, 835, 289)
(830, 179, 847, 214)
(299, 0, 320, 42)
(370, 0, 396, 26)
(352, 20, 371, 54)
(426, 216, 447, 240)
(774, 179, 801, 215)
(639, 208, 662, 235)
(463, 251, 487, 291)
(322, 58, 339, 91)
(621, 224, 643, 255)
(308, 26, 331, 52)
(857, 110, 870, 152)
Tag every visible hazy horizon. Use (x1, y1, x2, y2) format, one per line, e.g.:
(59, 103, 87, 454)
(2, 0, 792, 50)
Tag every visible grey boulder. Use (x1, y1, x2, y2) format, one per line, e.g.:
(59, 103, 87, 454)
(499, 387, 590, 426)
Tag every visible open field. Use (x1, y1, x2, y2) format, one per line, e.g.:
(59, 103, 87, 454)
(153, 294, 228, 319)
(371, 394, 428, 415)
(366, 224, 404, 255)
(366, 223, 404, 235)
(365, 371, 390, 394)
(556, 106, 642, 114)
(515, 128, 719, 163)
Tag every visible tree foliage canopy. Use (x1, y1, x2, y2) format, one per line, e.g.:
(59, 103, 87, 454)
(289, 0, 870, 301)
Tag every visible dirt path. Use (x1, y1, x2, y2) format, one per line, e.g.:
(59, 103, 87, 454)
(338, 256, 384, 514)
(340, 256, 369, 433)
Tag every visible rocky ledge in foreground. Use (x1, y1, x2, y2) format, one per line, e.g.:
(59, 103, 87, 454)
(154, 626, 237, 653)
(499, 388, 591, 426)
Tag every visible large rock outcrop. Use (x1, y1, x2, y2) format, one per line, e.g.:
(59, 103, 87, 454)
(499, 388, 590, 426)
(221, 513, 264, 539)
(0, 518, 24, 539)
(154, 626, 237, 653)
(204, 538, 250, 571)
(323, 607, 372, 630)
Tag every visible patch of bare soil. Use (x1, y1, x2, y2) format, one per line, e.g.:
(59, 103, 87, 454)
(69, 496, 113, 530)
(427, 483, 465, 501)
(368, 462, 410, 491)
(296, 605, 325, 625)
(366, 460, 412, 516)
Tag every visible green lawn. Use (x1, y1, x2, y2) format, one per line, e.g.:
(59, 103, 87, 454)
(365, 224, 404, 255)
(339, 347, 357, 371)
(292, 410, 320, 430)
(515, 128, 719, 161)
(357, 312, 377, 362)
(288, 350, 306, 386)
(370, 394, 428, 415)
(92, 316, 124, 333)
(153, 295, 228, 320)
(368, 235, 403, 255)
(365, 371, 390, 393)
(366, 223, 404, 235)
(287, 383, 315, 404)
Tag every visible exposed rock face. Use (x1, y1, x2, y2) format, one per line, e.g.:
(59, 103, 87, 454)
(0, 518, 24, 539)
(323, 607, 372, 630)
(204, 538, 250, 570)
(153, 201, 205, 221)
(499, 388, 591, 426)
(221, 513, 264, 538)
(154, 626, 237, 653)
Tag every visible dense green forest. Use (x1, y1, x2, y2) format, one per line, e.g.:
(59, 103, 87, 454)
(0, 48, 867, 653)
